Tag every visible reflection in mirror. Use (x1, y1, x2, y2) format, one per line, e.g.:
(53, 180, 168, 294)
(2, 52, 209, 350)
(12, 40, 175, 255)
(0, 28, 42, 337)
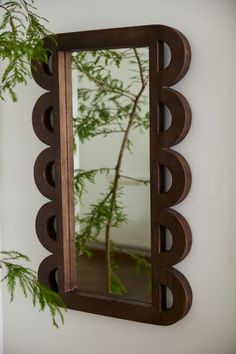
(72, 47, 151, 301)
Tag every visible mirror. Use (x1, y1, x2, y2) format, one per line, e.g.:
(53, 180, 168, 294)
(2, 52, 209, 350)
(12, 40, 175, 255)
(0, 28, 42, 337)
(32, 25, 192, 325)
(72, 48, 151, 301)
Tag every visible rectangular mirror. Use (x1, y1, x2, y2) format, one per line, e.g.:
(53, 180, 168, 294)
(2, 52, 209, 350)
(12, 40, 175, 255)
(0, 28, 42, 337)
(32, 25, 192, 325)
(72, 48, 151, 301)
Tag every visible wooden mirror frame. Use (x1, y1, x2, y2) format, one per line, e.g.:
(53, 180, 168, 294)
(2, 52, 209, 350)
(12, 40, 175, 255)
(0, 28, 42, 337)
(32, 24, 192, 326)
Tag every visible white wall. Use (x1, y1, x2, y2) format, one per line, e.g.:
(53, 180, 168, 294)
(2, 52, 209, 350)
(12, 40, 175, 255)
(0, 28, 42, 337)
(0, 183, 3, 354)
(1, 0, 236, 353)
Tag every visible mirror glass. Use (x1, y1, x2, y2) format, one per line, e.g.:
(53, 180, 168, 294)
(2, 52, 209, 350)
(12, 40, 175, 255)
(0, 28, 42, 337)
(71, 47, 151, 302)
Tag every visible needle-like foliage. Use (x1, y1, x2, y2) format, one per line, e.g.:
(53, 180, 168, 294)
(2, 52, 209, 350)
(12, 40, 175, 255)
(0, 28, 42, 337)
(0, 0, 53, 101)
(0, 0, 65, 327)
(0, 251, 66, 327)
(130, 253, 152, 294)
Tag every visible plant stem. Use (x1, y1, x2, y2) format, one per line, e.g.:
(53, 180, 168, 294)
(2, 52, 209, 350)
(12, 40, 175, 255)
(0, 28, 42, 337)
(119, 175, 150, 184)
(105, 48, 148, 293)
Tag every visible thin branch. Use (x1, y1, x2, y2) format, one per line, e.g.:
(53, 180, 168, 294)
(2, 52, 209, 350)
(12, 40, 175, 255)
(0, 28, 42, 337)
(133, 48, 144, 85)
(119, 175, 150, 184)
(104, 48, 149, 293)
(91, 129, 126, 137)
(0, 5, 9, 11)
(74, 167, 114, 174)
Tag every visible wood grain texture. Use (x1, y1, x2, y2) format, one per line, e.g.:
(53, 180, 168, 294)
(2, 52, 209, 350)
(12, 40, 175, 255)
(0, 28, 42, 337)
(32, 24, 192, 325)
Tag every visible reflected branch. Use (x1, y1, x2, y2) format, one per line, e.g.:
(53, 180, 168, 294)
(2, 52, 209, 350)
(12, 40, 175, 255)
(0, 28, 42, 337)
(73, 48, 150, 295)
(119, 175, 150, 185)
(104, 48, 149, 293)
(73, 60, 136, 101)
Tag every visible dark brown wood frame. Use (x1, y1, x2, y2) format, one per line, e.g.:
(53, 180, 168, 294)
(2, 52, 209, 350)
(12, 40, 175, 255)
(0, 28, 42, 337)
(32, 24, 192, 326)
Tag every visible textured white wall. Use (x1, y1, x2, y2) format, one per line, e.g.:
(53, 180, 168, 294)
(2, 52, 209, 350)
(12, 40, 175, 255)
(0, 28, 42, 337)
(1, 0, 236, 353)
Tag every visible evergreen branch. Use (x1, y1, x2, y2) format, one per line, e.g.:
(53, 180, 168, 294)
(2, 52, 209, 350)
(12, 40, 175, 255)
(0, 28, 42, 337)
(73, 114, 128, 143)
(80, 68, 135, 100)
(74, 167, 114, 200)
(0, 251, 66, 328)
(75, 185, 128, 256)
(72, 51, 136, 100)
(0, 250, 30, 262)
(129, 253, 152, 294)
(109, 244, 152, 295)
(0, 0, 54, 101)
(109, 241, 126, 295)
